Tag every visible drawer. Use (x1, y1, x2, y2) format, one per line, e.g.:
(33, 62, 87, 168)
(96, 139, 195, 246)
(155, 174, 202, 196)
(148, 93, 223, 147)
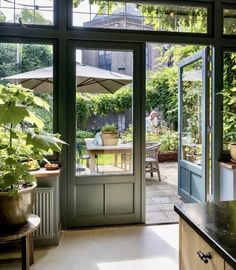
(197, 233, 224, 270)
(180, 219, 224, 270)
(225, 262, 234, 270)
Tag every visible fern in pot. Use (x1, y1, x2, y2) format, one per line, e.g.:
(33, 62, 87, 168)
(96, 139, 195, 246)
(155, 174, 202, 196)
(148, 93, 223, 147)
(0, 84, 65, 227)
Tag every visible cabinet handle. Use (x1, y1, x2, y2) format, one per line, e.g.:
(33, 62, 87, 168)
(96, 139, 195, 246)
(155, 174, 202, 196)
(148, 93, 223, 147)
(197, 250, 212, 263)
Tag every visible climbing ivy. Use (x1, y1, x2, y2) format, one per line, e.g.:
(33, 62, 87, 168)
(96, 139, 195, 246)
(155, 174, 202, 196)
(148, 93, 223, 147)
(222, 52, 236, 144)
(76, 86, 132, 123)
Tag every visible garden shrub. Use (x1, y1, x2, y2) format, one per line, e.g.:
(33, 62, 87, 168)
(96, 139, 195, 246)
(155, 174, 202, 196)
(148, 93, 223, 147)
(76, 130, 94, 139)
(121, 125, 178, 152)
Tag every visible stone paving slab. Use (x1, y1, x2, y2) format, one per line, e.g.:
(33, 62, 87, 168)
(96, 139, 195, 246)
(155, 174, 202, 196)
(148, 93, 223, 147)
(145, 162, 185, 224)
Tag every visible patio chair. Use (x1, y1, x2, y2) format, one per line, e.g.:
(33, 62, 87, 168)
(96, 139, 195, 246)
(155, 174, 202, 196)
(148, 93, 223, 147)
(76, 142, 99, 172)
(76, 142, 91, 171)
(145, 142, 161, 181)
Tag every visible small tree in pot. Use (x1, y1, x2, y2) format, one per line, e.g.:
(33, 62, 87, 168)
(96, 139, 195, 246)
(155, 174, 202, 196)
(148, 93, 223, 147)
(101, 123, 118, 146)
(0, 84, 65, 227)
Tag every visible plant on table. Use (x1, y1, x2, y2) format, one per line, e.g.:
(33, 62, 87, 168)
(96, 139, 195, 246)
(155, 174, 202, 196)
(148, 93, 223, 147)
(101, 123, 118, 146)
(0, 84, 66, 226)
(101, 123, 118, 133)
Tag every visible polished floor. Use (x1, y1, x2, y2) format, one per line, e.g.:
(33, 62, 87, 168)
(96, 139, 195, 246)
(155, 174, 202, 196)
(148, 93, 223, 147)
(0, 224, 179, 270)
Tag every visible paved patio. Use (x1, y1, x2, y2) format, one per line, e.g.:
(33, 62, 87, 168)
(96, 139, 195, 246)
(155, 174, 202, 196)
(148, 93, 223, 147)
(146, 162, 185, 224)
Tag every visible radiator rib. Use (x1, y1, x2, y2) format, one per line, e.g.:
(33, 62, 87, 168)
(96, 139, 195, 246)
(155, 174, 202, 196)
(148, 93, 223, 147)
(33, 187, 54, 239)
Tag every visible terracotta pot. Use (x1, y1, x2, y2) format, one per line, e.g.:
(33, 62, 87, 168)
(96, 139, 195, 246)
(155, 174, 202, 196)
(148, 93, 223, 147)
(230, 143, 236, 161)
(101, 132, 118, 146)
(0, 182, 36, 228)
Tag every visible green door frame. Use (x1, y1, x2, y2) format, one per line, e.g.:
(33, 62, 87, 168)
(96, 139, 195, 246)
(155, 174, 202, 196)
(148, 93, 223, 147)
(66, 40, 146, 227)
(0, 0, 235, 227)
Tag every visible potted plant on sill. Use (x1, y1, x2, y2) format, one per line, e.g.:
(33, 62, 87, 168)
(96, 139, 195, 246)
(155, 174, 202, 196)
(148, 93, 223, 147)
(101, 123, 119, 146)
(0, 84, 65, 227)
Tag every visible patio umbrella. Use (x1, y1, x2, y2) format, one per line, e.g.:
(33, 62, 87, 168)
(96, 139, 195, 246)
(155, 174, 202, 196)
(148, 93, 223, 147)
(2, 63, 132, 94)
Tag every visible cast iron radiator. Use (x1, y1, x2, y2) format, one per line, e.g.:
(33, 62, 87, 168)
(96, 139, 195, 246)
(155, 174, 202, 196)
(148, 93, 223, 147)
(33, 187, 54, 239)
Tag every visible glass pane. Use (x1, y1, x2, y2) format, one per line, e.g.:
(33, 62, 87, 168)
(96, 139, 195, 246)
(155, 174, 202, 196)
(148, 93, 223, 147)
(0, 0, 53, 25)
(73, 1, 208, 34)
(181, 59, 203, 166)
(222, 51, 236, 150)
(75, 49, 133, 176)
(223, 9, 236, 35)
(0, 43, 53, 134)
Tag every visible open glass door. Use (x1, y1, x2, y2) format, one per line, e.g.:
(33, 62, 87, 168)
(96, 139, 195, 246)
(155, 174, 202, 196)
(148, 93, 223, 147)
(66, 41, 144, 227)
(178, 48, 210, 203)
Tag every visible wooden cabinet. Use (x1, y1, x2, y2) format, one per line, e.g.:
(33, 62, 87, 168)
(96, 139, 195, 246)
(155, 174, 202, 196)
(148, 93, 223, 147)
(219, 162, 236, 201)
(180, 218, 229, 270)
(225, 262, 234, 270)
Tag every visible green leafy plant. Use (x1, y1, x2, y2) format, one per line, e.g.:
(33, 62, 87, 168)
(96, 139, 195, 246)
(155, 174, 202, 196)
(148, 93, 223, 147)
(101, 123, 118, 133)
(158, 128, 178, 152)
(222, 52, 236, 146)
(76, 130, 94, 139)
(122, 125, 178, 152)
(0, 84, 66, 195)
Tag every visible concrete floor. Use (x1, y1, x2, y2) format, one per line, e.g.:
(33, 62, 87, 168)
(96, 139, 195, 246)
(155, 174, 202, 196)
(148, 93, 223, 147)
(0, 224, 179, 270)
(146, 162, 185, 224)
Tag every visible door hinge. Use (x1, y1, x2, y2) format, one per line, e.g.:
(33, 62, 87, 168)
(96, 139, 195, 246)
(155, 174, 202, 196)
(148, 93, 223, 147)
(207, 126, 212, 133)
(207, 70, 212, 77)
(207, 194, 213, 202)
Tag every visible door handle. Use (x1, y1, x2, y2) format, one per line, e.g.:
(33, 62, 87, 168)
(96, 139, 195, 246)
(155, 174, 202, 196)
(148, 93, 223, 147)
(197, 250, 212, 263)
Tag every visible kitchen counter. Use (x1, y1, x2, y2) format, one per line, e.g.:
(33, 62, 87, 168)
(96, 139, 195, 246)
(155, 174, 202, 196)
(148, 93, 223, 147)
(174, 201, 236, 269)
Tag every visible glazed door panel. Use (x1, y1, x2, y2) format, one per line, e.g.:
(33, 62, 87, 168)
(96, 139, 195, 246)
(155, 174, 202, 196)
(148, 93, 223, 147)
(178, 48, 210, 203)
(66, 41, 144, 227)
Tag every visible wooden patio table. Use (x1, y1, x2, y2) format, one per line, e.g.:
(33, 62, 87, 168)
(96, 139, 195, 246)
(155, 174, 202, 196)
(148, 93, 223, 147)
(84, 138, 133, 173)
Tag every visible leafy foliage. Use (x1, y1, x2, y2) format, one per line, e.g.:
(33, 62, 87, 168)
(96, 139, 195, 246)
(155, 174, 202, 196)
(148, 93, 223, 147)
(19, 9, 52, 25)
(140, 5, 207, 33)
(76, 87, 132, 126)
(0, 84, 66, 194)
(222, 52, 236, 144)
(76, 130, 94, 139)
(76, 94, 91, 129)
(146, 67, 178, 128)
(101, 123, 118, 133)
(0, 11, 6, 22)
(0, 43, 52, 78)
(122, 125, 178, 152)
(0, 43, 53, 132)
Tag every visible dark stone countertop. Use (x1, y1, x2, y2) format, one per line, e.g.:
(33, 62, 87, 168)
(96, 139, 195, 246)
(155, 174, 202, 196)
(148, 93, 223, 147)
(174, 201, 236, 269)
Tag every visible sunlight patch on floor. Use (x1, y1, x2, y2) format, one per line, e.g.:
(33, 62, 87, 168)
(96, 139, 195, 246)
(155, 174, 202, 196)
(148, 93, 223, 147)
(149, 225, 179, 251)
(97, 257, 177, 270)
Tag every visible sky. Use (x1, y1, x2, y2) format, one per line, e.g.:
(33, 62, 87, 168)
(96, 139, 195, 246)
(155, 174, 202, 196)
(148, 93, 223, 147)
(0, 0, 98, 26)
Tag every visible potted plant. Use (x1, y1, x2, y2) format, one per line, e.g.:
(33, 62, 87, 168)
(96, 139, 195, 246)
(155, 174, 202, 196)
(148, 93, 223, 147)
(101, 123, 119, 146)
(0, 84, 65, 227)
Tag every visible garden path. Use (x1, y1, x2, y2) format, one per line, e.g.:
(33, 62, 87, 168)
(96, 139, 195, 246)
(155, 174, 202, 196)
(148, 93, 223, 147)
(146, 161, 185, 224)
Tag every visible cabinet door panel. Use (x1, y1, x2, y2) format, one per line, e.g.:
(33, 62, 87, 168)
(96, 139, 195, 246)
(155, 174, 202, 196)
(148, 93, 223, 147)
(180, 219, 225, 270)
(197, 235, 224, 270)
(180, 219, 198, 270)
(225, 262, 234, 270)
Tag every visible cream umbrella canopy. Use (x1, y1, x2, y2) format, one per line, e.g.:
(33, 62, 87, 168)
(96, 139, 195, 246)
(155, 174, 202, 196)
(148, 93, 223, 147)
(3, 62, 132, 94)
